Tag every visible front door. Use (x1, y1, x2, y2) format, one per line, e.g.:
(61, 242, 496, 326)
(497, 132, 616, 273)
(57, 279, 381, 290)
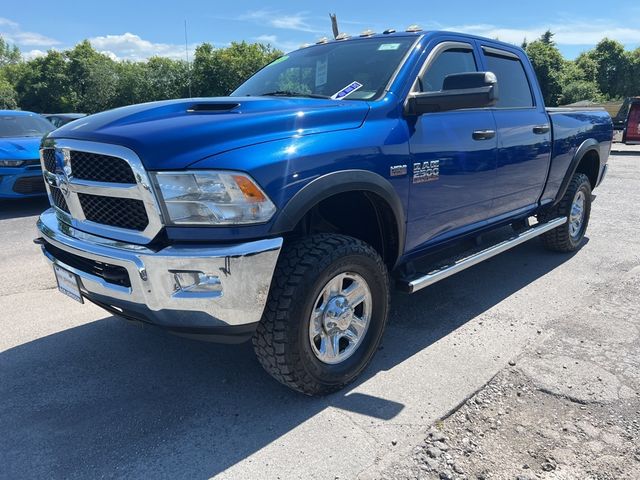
(406, 41, 498, 252)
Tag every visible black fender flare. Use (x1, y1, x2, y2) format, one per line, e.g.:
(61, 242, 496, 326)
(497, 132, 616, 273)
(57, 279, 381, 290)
(270, 169, 406, 263)
(552, 138, 600, 206)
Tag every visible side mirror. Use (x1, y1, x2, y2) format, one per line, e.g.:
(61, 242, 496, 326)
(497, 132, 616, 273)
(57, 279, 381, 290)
(406, 72, 499, 115)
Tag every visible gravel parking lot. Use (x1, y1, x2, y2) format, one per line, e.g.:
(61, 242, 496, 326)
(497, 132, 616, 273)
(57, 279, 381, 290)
(1, 150, 638, 480)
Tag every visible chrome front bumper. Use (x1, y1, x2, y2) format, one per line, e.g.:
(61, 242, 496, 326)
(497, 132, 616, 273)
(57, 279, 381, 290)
(37, 209, 282, 336)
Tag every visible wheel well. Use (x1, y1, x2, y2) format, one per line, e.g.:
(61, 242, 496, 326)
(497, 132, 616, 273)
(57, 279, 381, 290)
(576, 150, 600, 189)
(290, 191, 400, 268)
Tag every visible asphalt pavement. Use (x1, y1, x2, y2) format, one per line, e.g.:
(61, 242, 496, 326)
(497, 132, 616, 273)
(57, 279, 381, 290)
(1, 151, 638, 480)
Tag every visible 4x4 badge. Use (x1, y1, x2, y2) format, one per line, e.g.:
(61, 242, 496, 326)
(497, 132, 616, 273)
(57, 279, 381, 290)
(390, 164, 407, 177)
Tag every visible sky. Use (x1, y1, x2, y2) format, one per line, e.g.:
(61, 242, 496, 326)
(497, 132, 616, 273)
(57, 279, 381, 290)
(2, 0, 640, 61)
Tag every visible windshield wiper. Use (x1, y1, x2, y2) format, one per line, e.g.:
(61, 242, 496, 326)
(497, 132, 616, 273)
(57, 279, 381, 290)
(259, 91, 331, 99)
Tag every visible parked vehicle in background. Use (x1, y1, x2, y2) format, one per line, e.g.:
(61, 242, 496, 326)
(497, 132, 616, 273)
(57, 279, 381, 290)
(622, 98, 640, 144)
(35, 30, 612, 395)
(43, 113, 87, 129)
(0, 110, 54, 198)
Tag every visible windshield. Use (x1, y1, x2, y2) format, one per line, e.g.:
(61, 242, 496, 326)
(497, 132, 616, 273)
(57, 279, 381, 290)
(0, 115, 55, 138)
(232, 37, 417, 100)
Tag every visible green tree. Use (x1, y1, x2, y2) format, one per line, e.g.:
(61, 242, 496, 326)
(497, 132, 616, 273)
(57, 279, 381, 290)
(113, 60, 147, 106)
(584, 38, 630, 99)
(525, 32, 565, 106)
(624, 47, 640, 97)
(192, 43, 219, 96)
(67, 40, 118, 112)
(0, 35, 21, 67)
(558, 61, 603, 104)
(0, 73, 18, 109)
(540, 30, 555, 45)
(192, 41, 282, 96)
(11, 50, 75, 112)
(139, 56, 190, 102)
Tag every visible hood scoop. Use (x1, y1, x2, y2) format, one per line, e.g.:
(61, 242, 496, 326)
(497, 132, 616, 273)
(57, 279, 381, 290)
(187, 102, 240, 113)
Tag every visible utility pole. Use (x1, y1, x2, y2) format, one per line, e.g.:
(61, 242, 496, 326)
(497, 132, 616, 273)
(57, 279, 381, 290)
(329, 13, 339, 39)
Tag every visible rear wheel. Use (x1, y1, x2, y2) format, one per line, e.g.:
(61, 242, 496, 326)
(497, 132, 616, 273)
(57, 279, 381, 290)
(540, 172, 592, 252)
(252, 234, 389, 395)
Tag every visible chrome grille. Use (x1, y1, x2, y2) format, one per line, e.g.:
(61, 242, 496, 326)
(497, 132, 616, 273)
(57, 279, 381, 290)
(43, 149, 56, 172)
(78, 193, 149, 231)
(40, 140, 163, 244)
(70, 151, 136, 184)
(50, 187, 70, 212)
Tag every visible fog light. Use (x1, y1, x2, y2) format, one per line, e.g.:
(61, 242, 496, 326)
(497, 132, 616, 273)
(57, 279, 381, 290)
(172, 271, 222, 297)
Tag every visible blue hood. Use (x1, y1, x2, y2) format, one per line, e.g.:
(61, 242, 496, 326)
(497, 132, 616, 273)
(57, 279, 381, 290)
(48, 97, 370, 170)
(0, 136, 42, 160)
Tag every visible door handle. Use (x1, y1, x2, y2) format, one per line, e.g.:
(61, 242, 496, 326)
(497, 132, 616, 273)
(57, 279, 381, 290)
(533, 124, 550, 134)
(472, 129, 496, 140)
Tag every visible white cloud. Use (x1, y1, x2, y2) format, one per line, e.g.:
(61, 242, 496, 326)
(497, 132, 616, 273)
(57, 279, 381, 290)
(0, 17, 19, 28)
(0, 16, 60, 47)
(239, 9, 320, 33)
(425, 20, 640, 46)
(255, 34, 278, 44)
(88, 32, 196, 61)
(23, 49, 47, 59)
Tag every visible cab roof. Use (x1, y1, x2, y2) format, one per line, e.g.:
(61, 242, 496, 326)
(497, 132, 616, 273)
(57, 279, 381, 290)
(297, 29, 524, 55)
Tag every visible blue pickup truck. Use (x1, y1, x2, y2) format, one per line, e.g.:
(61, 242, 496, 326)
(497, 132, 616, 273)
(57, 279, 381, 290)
(0, 110, 53, 198)
(36, 29, 612, 395)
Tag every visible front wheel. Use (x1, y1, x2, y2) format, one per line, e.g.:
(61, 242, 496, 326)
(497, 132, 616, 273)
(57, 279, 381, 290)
(540, 172, 592, 252)
(252, 234, 390, 395)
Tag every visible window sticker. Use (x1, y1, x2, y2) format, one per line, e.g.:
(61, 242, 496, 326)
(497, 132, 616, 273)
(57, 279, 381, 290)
(315, 57, 328, 86)
(378, 43, 401, 51)
(268, 55, 289, 66)
(331, 81, 363, 99)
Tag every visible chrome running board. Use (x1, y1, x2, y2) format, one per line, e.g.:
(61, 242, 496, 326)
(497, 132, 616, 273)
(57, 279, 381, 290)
(400, 217, 567, 294)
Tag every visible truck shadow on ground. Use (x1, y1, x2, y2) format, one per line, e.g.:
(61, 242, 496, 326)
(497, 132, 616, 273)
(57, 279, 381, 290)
(0, 239, 584, 478)
(0, 197, 49, 220)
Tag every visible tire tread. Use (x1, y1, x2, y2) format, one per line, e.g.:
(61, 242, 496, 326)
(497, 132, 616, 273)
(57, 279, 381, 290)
(252, 233, 388, 395)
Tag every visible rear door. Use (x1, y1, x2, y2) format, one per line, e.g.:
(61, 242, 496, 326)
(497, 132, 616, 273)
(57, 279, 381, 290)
(406, 40, 498, 252)
(479, 46, 552, 217)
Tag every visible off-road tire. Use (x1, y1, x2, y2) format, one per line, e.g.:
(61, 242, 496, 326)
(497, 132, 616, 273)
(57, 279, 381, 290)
(540, 172, 592, 252)
(252, 234, 390, 395)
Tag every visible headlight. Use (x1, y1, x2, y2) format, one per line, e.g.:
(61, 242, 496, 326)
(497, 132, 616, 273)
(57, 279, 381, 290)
(152, 171, 276, 225)
(0, 159, 25, 167)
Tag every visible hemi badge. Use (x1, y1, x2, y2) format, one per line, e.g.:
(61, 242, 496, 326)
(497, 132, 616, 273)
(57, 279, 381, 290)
(390, 164, 407, 177)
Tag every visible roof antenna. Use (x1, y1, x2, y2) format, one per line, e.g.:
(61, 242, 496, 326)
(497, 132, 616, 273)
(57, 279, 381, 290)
(329, 13, 339, 39)
(184, 19, 192, 98)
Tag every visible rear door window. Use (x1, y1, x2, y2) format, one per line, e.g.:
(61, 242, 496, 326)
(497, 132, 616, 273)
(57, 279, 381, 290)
(483, 49, 534, 108)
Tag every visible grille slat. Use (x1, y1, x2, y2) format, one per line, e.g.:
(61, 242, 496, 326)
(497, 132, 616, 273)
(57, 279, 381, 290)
(42, 149, 56, 172)
(78, 193, 149, 231)
(70, 151, 136, 184)
(50, 187, 70, 213)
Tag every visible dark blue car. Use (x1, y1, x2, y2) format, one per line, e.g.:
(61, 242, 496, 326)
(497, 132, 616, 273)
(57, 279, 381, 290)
(0, 110, 54, 198)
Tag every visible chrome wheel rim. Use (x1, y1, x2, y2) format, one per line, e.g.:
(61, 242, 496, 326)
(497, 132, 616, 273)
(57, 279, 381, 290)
(308, 272, 372, 365)
(569, 190, 586, 239)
